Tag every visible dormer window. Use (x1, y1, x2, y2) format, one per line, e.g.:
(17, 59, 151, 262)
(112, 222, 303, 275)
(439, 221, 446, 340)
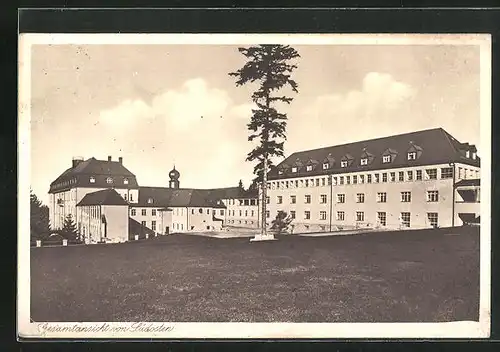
(124, 178, 129, 185)
(106, 177, 113, 184)
(360, 158, 368, 166)
(322, 163, 329, 170)
(90, 177, 95, 183)
(341, 160, 348, 168)
(147, 198, 153, 204)
(472, 152, 477, 160)
(466, 150, 470, 158)
(382, 155, 391, 163)
(407, 152, 417, 160)
(278, 170, 283, 175)
(306, 165, 313, 172)
(291, 167, 298, 173)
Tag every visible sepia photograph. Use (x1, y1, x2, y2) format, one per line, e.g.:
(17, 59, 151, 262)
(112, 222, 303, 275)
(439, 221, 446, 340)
(18, 33, 491, 339)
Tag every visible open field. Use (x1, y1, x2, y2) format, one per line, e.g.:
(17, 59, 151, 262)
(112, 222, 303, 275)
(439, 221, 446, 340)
(31, 227, 480, 322)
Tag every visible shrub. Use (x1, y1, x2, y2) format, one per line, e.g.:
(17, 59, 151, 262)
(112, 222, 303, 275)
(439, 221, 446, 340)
(270, 211, 293, 235)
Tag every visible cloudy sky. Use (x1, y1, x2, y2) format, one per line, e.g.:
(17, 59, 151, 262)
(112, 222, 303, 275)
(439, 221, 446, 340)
(29, 43, 481, 205)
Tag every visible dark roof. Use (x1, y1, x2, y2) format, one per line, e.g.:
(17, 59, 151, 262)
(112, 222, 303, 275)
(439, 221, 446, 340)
(49, 157, 138, 193)
(136, 187, 229, 208)
(455, 178, 480, 187)
(269, 128, 480, 180)
(129, 217, 155, 238)
(77, 189, 129, 206)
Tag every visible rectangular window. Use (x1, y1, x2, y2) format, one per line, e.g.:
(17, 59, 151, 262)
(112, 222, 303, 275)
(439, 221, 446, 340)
(304, 211, 311, 220)
(141, 209, 147, 216)
(151, 221, 156, 231)
(290, 211, 296, 219)
(401, 191, 412, 202)
(441, 167, 453, 179)
(426, 168, 437, 180)
(277, 196, 282, 204)
(360, 158, 368, 165)
(401, 212, 411, 227)
(322, 163, 329, 170)
(337, 194, 345, 203)
(220, 210, 224, 216)
(152, 209, 156, 216)
(427, 212, 438, 227)
(336, 211, 345, 221)
(291, 167, 298, 173)
(356, 211, 364, 222)
(321, 178, 326, 186)
(416, 170, 423, 180)
(367, 174, 372, 183)
(319, 211, 327, 220)
(407, 152, 417, 160)
(377, 212, 386, 226)
(427, 190, 439, 202)
(251, 210, 254, 217)
(390, 172, 396, 182)
(305, 195, 311, 204)
(353, 175, 357, 184)
(377, 192, 387, 203)
(305, 180, 309, 187)
(356, 193, 365, 203)
(290, 195, 296, 204)
(382, 173, 388, 182)
(359, 175, 365, 184)
(266, 196, 270, 204)
(341, 160, 348, 167)
(306, 165, 313, 171)
(317, 194, 326, 204)
(295, 180, 299, 188)
(374, 174, 380, 183)
(346, 176, 351, 184)
(131, 209, 136, 216)
(382, 155, 391, 163)
(244, 199, 250, 205)
(141, 221, 147, 227)
(315, 179, 320, 187)
(339, 176, 345, 185)
(245, 210, 248, 217)
(407, 170, 413, 181)
(399, 171, 404, 181)
(266, 211, 270, 218)
(239, 210, 242, 217)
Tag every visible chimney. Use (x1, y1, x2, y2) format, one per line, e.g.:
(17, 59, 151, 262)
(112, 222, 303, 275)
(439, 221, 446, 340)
(118, 157, 123, 164)
(72, 156, 83, 168)
(108, 156, 112, 161)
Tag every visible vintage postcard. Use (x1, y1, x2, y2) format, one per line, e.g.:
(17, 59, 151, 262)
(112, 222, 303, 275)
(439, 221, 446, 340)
(18, 33, 491, 339)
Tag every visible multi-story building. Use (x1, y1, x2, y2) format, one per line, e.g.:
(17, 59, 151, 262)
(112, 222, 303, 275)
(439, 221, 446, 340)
(222, 188, 260, 228)
(48, 157, 253, 243)
(265, 128, 481, 233)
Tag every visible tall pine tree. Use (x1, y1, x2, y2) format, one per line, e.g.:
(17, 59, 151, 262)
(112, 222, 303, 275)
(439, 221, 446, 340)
(30, 189, 50, 241)
(61, 214, 78, 242)
(229, 45, 300, 238)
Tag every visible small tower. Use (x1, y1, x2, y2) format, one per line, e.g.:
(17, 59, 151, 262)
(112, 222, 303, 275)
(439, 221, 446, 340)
(168, 165, 180, 189)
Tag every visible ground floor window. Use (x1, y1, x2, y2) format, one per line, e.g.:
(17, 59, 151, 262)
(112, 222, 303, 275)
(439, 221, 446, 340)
(290, 211, 296, 219)
(377, 212, 386, 226)
(152, 221, 156, 231)
(427, 212, 438, 227)
(401, 212, 411, 228)
(304, 211, 311, 220)
(320, 211, 327, 220)
(141, 221, 146, 227)
(336, 211, 345, 221)
(356, 211, 364, 222)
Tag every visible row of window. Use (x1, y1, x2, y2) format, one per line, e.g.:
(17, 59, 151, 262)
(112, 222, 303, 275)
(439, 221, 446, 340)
(265, 210, 438, 227)
(270, 167, 479, 190)
(227, 209, 256, 218)
(268, 190, 440, 205)
(141, 220, 157, 231)
(85, 206, 101, 219)
(227, 219, 256, 225)
(89, 176, 130, 185)
(227, 199, 258, 206)
(132, 208, 226, 217)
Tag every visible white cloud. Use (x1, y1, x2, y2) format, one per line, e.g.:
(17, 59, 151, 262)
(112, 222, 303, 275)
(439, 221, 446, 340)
(99, 99, 153, 128)
(289, 72, 417, 151)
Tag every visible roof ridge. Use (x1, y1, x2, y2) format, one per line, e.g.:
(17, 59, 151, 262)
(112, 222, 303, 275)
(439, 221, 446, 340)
(286, 127, 443, 156)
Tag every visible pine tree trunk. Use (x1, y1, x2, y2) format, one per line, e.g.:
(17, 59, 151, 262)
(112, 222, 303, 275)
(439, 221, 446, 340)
(262, 156, 268, 237)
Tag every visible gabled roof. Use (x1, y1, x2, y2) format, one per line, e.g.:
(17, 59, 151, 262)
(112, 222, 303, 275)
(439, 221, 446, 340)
(136, 186, 235, 208)
(269, 128, 480, 180)
(49, 157, 138, 193)
(77, 189, 129, 206)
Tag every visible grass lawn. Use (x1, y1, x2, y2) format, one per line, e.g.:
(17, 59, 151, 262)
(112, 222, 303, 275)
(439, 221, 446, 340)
(31, 227, 480, 322)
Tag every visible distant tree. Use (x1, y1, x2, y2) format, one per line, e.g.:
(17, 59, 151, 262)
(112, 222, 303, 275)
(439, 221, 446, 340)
(30, 189, 50, 241)
(229, 45, 300, 236)
(270, 211, 293, 235)
(61, 214, 78, 241)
